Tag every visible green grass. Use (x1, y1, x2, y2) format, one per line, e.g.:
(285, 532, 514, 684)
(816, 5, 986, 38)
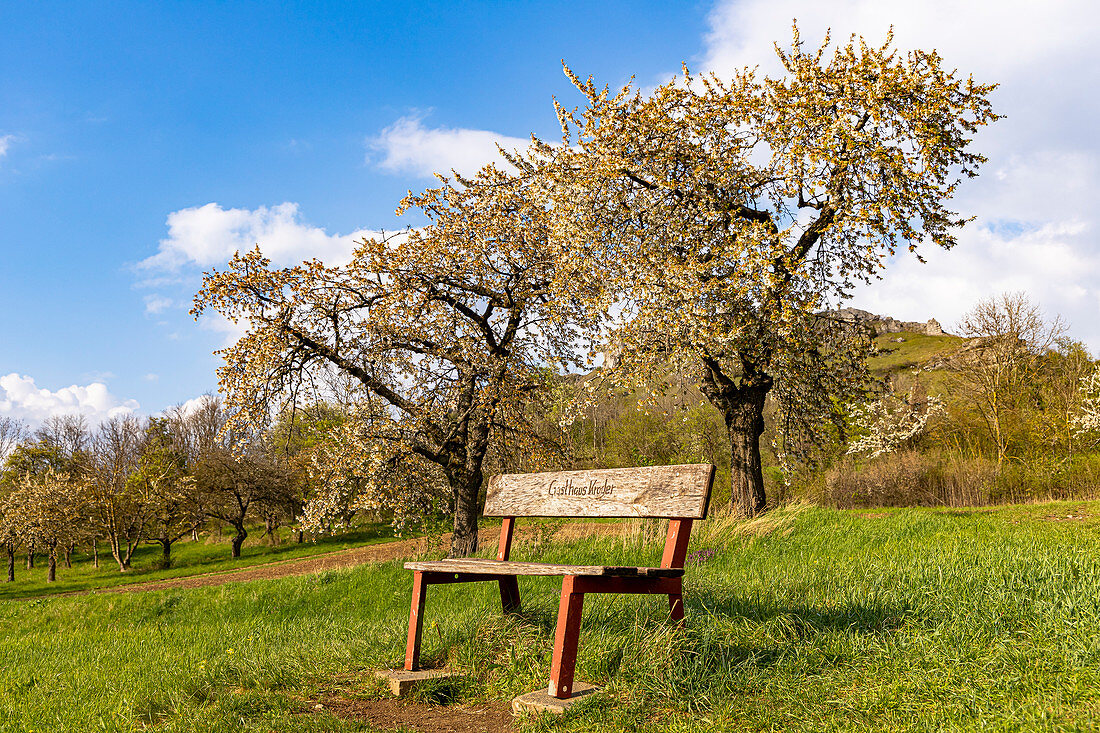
(0, 523, 399, 601)
(3, 504, 1100, 731)
(869, 332, 965, 374)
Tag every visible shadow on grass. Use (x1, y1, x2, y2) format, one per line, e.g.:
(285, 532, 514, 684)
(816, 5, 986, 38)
(690, 587, 911, 636)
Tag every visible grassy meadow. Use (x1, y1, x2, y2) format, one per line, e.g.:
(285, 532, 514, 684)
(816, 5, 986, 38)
(0, 523, 395, 602)
(2, 503, 1099, 732)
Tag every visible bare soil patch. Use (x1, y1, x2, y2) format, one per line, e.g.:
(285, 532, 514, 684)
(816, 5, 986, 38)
(73, 521, 627, 596)
(308, 696, 516, 733)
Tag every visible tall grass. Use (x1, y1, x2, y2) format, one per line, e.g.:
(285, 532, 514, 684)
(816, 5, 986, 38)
(820, 450, 1100, 509)
(2, 504, 1100, 731)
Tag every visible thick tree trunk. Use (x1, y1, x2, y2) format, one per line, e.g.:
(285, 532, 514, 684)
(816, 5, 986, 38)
(47, 553, 57, 583)
(726, 396, 768, 516)
(230, 525, 247, 558)
(295, 529, 304, 544)
(448, 470, 482, 558)
(160, 537, 173, 569)
(6, 547, 14, 582)
(26, 551, 34, 570)
(700, 362, 772, 517)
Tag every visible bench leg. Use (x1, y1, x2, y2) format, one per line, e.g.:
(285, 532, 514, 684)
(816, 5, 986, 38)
(547, 575, 584, 699)
(404, 571, 427, 671)
(498, 575, 521, 613)
(668, 592, 685, 624)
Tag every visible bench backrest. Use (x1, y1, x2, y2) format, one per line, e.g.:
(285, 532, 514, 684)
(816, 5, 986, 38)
(485, 464, 715, 569)
(484, 464, 715, 519)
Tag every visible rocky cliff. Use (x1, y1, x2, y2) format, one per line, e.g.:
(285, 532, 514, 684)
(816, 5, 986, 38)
(833, 308, 947, 337)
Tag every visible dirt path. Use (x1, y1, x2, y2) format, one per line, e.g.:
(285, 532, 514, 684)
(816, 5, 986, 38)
(75, 522, 624, 596)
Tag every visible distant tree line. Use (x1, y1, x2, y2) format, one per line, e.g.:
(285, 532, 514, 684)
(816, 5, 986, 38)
(0, 397, 303, 583)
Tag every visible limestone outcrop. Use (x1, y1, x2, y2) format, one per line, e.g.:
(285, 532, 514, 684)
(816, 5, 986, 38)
(832, 308, 948, 337)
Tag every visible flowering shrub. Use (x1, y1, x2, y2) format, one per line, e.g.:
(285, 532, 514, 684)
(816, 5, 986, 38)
(847, 388, 945, 459)
(1071, 364, 1100, 439)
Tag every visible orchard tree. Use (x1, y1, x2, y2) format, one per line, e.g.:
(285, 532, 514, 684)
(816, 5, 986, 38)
(194, 164, 592, 556)
(16, 468, 88, 582)
(0, 489, 23, 582)
(175, 395, 294, 558)
(133, 417, 199, 568)
(88, 415, 148, 572)
(540, 26, 998, 514)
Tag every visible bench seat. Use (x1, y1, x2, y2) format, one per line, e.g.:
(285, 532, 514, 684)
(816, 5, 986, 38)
(404, 558, 683, 578)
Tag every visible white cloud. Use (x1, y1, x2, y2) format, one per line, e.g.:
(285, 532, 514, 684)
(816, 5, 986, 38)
(0, 373, 139, 426)
(702, 0, 1100, 351)
(144, 295, 174, 314)
(139, 201, 379, 274)
(369, 114, 531, 178)
(0, 134, 13, 161)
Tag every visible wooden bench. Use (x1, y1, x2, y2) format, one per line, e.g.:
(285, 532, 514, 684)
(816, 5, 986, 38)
(401, 463, 715, 701)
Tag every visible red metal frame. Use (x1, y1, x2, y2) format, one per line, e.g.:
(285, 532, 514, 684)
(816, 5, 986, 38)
(402, 514, 696, 695)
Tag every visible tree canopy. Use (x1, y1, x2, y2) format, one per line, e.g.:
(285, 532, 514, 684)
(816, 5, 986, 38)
(193, 164, 594, 555)
(536, 26, 999, 513)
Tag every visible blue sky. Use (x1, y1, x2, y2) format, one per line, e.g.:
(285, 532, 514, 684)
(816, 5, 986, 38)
(2, 0, 1099, 425)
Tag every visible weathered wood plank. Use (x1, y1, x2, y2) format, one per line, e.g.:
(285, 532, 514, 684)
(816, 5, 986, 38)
(483, 464, 714, 519)
(404, 558, 683, 578)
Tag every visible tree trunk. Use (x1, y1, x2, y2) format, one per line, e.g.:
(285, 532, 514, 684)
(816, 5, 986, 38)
(160, 537, 172, 569)
(6, 547, 14, 582)
(64, 543, 73, 569)
(700, 364, 772, 517)
(47, 553, 57, 583)
(296, 529, 304, 544)
(448, 469, 482, 558)
(112, 538, 131, 572)
(91, 540, 99, 568)
(26, 551, 34, 570)
(230, 525, 247, 558)
(727, 397, 768, 516)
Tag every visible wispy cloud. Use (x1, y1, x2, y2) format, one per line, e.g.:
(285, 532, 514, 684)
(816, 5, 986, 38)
(368, 114, 531, 179)
(0, 373, 139, 426)
(144, 295, 174, 314)
(0, 134, 16, 162)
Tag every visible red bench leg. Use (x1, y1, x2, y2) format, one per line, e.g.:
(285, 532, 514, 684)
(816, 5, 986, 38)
(548, 575, 584, 699)
(668, 592, 685, 623)
(498, 576, 521, 613)
(404, 570, 427, 671)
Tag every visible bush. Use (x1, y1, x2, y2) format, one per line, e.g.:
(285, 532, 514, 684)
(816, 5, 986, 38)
(821, 451, 996, 508)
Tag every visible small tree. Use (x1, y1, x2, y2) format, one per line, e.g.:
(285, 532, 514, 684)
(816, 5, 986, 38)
(87, 415, 148, 572)
(540, 26, 998, 514)
(953, 292, 1066, 467)
(0, 490, 23, 582)
(133, 417, 199, 568)
(193, 164, 592, 556)
(15, 468, 88, 582)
